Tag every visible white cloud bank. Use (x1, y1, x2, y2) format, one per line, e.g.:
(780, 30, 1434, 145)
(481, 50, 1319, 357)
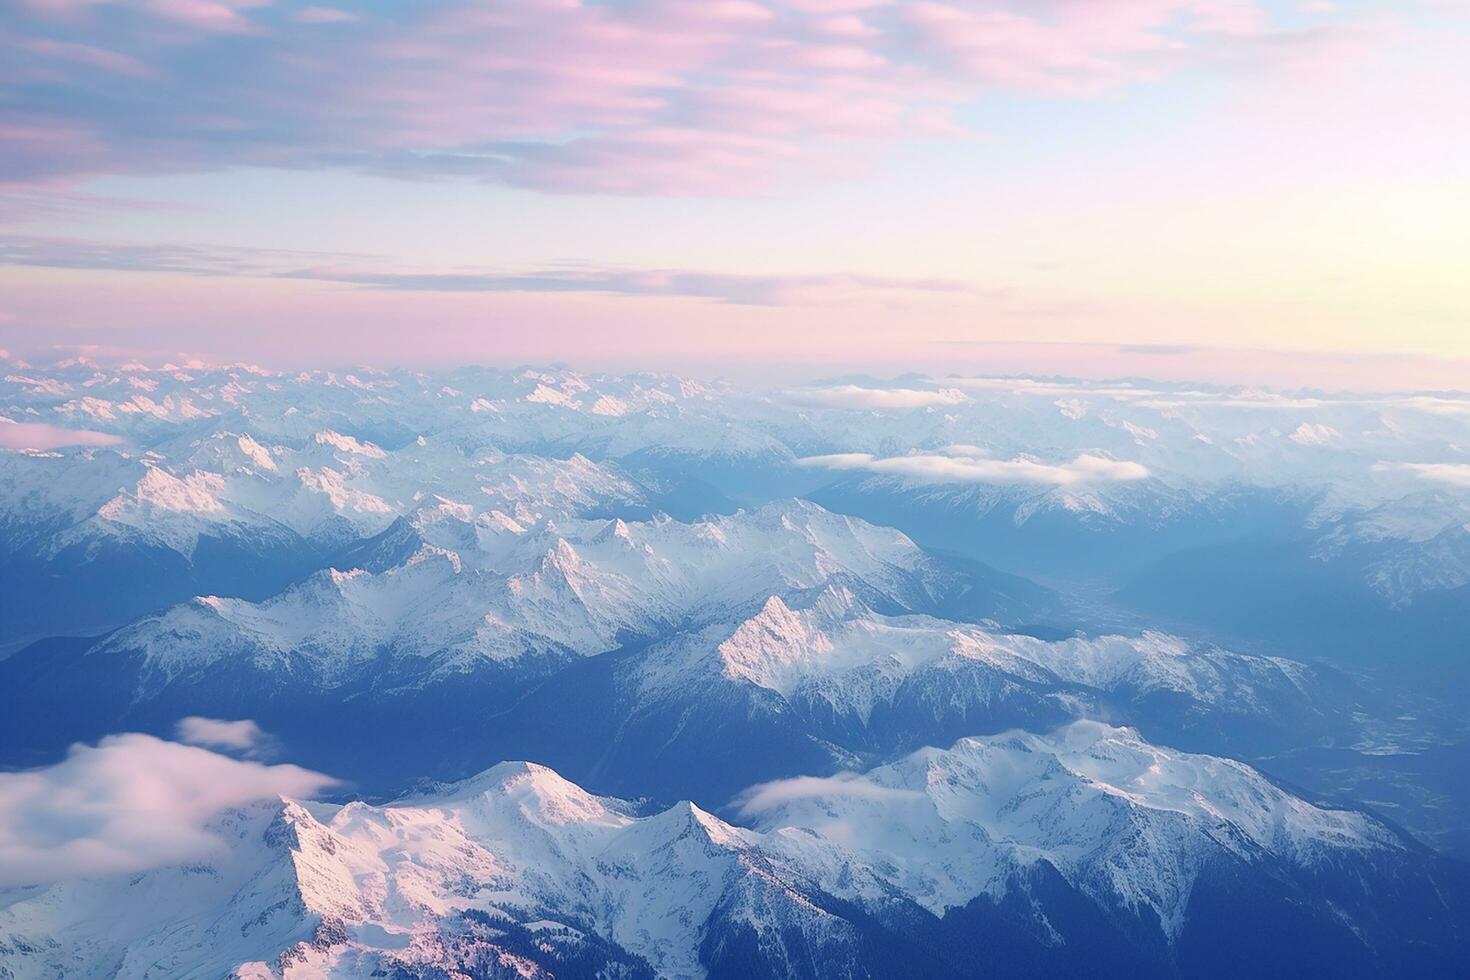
(797, 446, 1149, 486)
(175, 716, 270, 754)
(0, 730, 335, 887)
(733, 772, 922, 820)
(786, 385, 969, 410)
(1385, 462, 1470, 489)
(0, 421, 121, 451)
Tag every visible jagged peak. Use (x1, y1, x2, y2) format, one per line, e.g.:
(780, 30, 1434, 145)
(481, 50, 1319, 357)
(101, 464, 226, 516)
(807, 582, 869, 621)
(418, 495, 474, 523)
(479, 508, 527, 534)
(635, 799, 749, 851)
(724, 595, 808, 648)
(325, 566, 367, 588)
(591, 516, 635, 545)
(191, 594, 232, 614)
(401, 542, 462, 575)
(716, 595, 834, 693)
(434, 760, 622, 826)
(234, 433, 277, 471)
(312, 430, 386, 458)
(544, 537, 582, 568)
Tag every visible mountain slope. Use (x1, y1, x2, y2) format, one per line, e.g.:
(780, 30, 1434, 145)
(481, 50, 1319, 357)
(480, 587, 1374, 802)
(0, 501, 1059, 791)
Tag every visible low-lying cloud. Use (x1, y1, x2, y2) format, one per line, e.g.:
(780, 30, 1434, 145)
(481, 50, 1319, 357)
(733, 772, 923, 822)
(948, 377, 1167, 401)
(787, 385, 970, 410)
(0, 421, 122, 451)
(797, 447, 1149, 486)
(175, 716, 272, 756)
(0, 730, 335, 888)
(1385, 462, 1470, 489)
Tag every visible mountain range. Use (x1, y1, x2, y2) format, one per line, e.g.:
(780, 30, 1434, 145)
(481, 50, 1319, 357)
(3, 724, 1464, 980)
(2, 358, 1467, 977)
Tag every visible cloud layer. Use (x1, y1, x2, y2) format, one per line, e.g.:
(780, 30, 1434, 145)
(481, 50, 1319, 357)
(175, 716, 270, 754)
(0, 235, 961, 306)
(798, 446, 1150, 485)
(1389, 462, 1470, 489)
(0, 730, 335, 887)
(1, 0, 1381, 196)
(0, 420, 122, 450)
(787, 384, 969, 409)
(733, 772, 922, 819)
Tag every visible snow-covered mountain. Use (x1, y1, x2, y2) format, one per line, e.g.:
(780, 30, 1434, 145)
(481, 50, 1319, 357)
(7, 360, 1468, 648)
(468, 586, 1374, 804)
(2, 725, 1464, 980)
(0, 429, 660, 648)
(3, 358, 1469, 977)
(8, 359, 1468, 516)
(93, 499, 1038, 681)
(639, 588, 1364, 751)
(0, 500, 1057, 789)
(0, 496, 1392, 809)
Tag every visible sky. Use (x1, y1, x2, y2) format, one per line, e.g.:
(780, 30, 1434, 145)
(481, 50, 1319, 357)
(2, 0, 1468, 387)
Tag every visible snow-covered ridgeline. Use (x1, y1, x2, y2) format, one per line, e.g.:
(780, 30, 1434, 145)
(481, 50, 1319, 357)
(0, 723, 1403, 980)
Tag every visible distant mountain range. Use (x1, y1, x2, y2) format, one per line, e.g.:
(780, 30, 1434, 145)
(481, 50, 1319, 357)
(2, 359, 1468, 977)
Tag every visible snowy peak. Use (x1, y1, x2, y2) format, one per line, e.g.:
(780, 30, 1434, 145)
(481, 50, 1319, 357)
(635, 591, 1340, 744)
(717, 595, 835, 693)
(749, 722, 1396, 937)
(184, 431, 279, 475)
(1, 730, 1442, 980)
(437, 760, 628, 830)
(96, 499, 981, 681)
(105, 465, 226, 516)
(312, 429, 386, 458)
(927, 722, 1387, 858)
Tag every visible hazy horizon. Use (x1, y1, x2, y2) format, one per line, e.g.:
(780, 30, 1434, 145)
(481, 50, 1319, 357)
(4, 0, 1469, 388)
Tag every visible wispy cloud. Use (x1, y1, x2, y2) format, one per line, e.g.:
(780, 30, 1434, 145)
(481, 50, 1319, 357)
(0, 420, 122, 450)
(0, 0, 1395, 195)
(948, 377, 1167, 400)
(732, 772, 922, 821)
(786, 384, 969, 409)
(291, 268, 966, 306)
(175, 716, 272, 756)
(1399, 396, 1470, 418)
(0, 237, 363, 276)
(0, 235, 962, 306)
(797, 445, 1150, 485)
(0, 730, 335, 888)
(1383, 462, 1470, 489)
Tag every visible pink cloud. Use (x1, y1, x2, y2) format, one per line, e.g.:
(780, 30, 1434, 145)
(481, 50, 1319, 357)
(0, 420, 122, 450)
(0, 731, 335, 887)
(19, 0, 269, 32)
(897, 0, 1292, 95)
(0, 0, 1398, 194)
(291, 5, 355, 25)
(0, 233, 967, 302)
(175, 716, 270, 753)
